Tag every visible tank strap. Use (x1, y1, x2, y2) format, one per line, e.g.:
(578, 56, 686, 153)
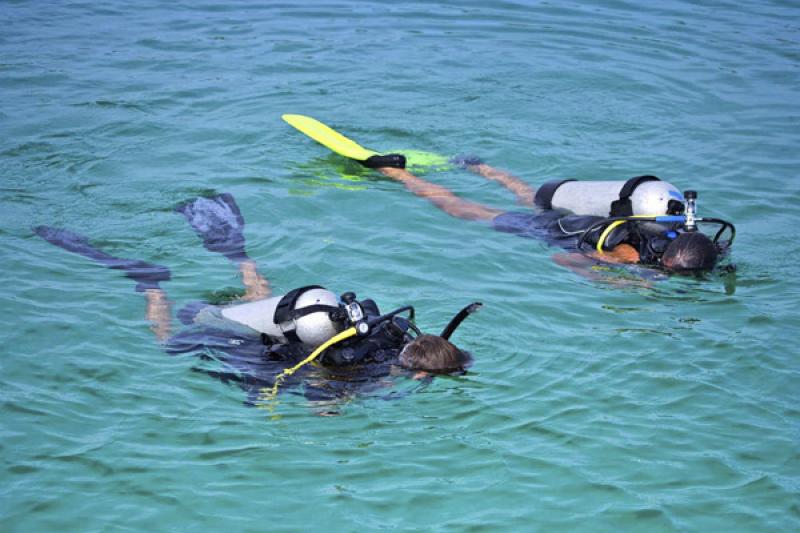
(609, 175, 660, 217)
(534, 179, 576, 210)
(273, 285, 325, 324)
(290, 304, 340, 319)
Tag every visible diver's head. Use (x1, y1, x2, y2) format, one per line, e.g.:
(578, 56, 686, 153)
(661, 231, 718, 272)
(398, 334, 472, 373)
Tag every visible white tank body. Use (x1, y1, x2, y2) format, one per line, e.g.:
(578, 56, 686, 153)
(221, 295, 286, 341)
(550, 180, 683, 217)
(220, 287, 342, 348)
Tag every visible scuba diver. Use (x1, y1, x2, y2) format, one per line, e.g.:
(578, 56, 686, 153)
(282, 115, 736, 280)
(378, 159, 735, 278)
(34, 193, 477, 407)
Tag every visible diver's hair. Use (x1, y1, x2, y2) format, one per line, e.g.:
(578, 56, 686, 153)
(661, 231, 718, 272)
(399, 334, 471, 373)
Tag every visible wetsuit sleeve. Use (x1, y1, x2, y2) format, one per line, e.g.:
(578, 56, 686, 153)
(492, 211, 613, 251)
(491, 210, 566, 241)
(491, 211, 542, 235)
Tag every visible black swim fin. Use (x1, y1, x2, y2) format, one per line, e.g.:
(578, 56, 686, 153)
(175, 193, 249, 263)
(33, 226, 171, 292)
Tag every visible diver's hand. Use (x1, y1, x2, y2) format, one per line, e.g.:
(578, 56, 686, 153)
(450, 154, 483, 169)
(553, 252, 653, 288)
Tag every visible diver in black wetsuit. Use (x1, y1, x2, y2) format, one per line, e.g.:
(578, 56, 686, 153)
(34, 193, 476, 406)
(373, 157, 733, 279)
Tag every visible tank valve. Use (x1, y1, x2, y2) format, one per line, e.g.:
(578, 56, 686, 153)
(340, 291, 366, 327)
(684, 190, 697, 231)
(340, 291, 356, 304)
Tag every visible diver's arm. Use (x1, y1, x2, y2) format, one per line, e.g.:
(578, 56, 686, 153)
(239, 259, 271, 301)
(144, 288, 172, 342)
(553, 245, 641, 280)
(552, 252, 602, 279)
(589, 244, 641, 265)
(379, 167, 503, 221)
(464, 163, 536, 207)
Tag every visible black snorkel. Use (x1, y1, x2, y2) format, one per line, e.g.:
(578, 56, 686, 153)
(440, 302, 483, 340)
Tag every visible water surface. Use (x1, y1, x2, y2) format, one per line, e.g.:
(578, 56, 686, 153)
(1, 1, 799, 531)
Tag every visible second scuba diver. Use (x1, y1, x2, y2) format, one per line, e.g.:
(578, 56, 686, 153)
(280, 114, 735, 280)
(34, 193, 476, 407)
(376, 159, 734, 279)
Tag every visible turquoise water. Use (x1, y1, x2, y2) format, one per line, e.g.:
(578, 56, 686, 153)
(2, 0, 799, 530)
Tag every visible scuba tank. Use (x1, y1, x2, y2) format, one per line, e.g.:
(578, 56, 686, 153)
(221, 286, 342, 348)
(535, 175, 685, 217)
(221, 285, 421, 352)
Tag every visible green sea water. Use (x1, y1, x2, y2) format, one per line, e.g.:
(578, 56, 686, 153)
(1, 1, 799, 531)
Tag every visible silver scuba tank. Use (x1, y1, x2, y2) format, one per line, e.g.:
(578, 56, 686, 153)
(535, 176, 685, 217)
(221, 287, 342, 348)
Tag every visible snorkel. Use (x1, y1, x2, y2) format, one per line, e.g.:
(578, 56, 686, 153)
(440, 302, 483, 340)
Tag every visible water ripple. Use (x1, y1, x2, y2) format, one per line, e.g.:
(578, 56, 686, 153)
(2, 0, 799, 530)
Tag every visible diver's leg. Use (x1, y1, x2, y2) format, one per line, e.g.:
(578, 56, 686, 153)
(378, 167, 503, 221)
(145, 288, 172, 341)
(34, 225, 173, 341)
(239, 259, 270, 301)
(452, 156, 536, 207)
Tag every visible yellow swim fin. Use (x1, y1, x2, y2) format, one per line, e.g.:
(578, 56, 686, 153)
(283, 114, 450, 171)
(282, 114, 378, 162)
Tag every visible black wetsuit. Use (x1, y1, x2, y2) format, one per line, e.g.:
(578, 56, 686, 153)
(165, 301, 416, 404)
(492, 210, 602, 250)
